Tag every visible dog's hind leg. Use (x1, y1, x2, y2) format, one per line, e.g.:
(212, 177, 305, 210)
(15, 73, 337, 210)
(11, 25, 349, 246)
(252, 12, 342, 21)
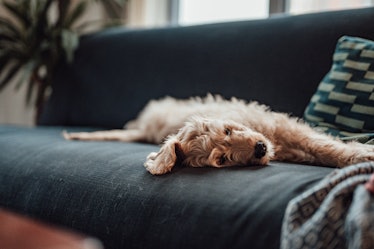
(275, 122, 374, 167)
(268, 113, 374, 167)
(308, 136, 374, 167)
(63, 129, 146, 142)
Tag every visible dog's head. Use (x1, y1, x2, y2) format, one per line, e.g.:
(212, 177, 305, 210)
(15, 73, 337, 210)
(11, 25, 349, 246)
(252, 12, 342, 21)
(144, 117, 274, 175)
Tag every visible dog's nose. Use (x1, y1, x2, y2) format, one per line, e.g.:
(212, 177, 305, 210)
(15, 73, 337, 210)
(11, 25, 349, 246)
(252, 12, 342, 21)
(254, 141, 267, 159)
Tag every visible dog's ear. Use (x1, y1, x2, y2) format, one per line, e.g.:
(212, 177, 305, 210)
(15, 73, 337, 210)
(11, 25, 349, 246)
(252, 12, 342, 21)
(144, 136, 184, 175)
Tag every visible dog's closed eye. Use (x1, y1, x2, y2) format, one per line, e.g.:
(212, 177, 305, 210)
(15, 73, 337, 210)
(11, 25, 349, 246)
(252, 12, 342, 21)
(224, 128, 231, 136)
(219, 154, 228, 165)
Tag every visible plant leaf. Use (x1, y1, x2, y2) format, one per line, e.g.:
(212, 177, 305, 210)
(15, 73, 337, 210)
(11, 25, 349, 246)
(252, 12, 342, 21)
(15, 60, 35, 91)
(61, 29, 79, 63)
(96, 0, 126, 19)
(25, 66, 39, 105)
(2, 0, 31, 29)
(62, 1, 87, 28)
(0, 17, 23, 41)
(33, 0, 53, 39)
(0, 62, 23, 91)
(0, 50, 13, 73)
(55, 0, 71, 27)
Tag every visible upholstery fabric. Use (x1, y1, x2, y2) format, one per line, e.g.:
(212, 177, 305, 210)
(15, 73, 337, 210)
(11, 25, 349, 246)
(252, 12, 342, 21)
(0, 125, 332, 249)
(304, 36, 374, 137)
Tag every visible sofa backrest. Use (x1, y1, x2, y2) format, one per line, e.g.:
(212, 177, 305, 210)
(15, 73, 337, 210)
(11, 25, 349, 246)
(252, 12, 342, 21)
(39, 7, 374, 128)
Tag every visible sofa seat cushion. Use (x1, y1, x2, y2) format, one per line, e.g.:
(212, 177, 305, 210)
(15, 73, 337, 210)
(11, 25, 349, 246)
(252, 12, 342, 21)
(0, 125, 333, 249)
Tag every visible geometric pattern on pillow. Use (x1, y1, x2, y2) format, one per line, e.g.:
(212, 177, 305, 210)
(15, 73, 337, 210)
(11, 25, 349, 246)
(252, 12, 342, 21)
(304, 36, 374, 136)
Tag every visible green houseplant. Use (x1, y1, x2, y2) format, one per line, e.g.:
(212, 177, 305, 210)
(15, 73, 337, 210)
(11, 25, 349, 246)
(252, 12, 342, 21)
(0, 0, 127, 122)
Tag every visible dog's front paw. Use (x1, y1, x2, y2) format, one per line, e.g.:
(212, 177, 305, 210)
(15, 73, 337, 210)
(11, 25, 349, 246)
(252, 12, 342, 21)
(144, 152, 173, 175)
(144, 138, 181, 175)
(62, 130, 72, 140)
(62, 131, 88, 140)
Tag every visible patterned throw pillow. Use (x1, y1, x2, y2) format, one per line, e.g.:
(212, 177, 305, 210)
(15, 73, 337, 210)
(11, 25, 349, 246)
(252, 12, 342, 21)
(304, 36, 374, 142)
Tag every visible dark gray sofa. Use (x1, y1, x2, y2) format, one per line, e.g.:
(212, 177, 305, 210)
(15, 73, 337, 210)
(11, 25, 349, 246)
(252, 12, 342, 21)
(1, 7, 374, 249)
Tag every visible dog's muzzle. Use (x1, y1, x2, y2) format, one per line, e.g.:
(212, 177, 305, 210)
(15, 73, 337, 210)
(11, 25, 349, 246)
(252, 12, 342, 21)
(254, 141, 267, 159)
